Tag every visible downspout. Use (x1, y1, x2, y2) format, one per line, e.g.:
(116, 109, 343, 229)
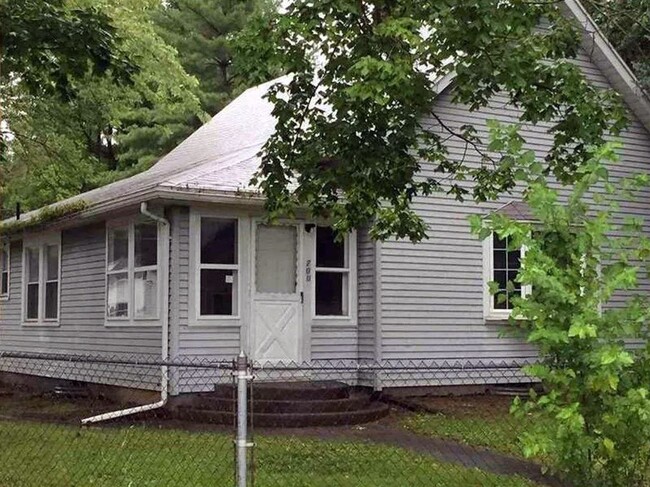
(81, 202, 170, 425)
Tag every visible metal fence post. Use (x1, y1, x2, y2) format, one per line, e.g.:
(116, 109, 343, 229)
(235, 351, 251, 487)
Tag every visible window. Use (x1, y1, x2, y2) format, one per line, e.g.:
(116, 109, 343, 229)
(1, 241, 9, 298)
(491, 235, 522, 310)
(315, 227, 350, 316)
(106, 221, 159, 322)
(485, 233, 530, 319)
(23, 235, 60, 324)
(198, 217, 238, 316)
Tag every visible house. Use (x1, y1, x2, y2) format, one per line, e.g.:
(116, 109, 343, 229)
(1, 0, 650, 394)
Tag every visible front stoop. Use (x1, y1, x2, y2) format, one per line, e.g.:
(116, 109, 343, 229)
(172, 381, 389, 428)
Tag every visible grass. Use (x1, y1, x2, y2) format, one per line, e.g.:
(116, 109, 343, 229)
(402, 411, 528, 457)
(0, 394, 82, 416)
(0, 420, 541, 487)
(400, 396, 542, 458)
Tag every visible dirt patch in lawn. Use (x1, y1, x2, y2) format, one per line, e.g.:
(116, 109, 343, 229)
(401, 394, 517, 417)
(0, 383, 129, 423)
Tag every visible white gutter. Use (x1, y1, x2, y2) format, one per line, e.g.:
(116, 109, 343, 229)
(81, 202, 170, 425)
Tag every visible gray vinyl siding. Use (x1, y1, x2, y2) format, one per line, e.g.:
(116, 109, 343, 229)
(0, 223, 162, 389)
(379, 51, 650, 362)
(173, 207, 241, 360)
(311, 327, 358, 360)
(172, 206, 363, 366)
(357, 228, 375, 361)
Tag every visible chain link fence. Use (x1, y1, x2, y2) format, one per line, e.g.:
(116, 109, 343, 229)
(0, 351, 563, 487)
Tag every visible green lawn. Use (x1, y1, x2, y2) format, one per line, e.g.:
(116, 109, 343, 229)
(402, 412, 528, 457)
(400, 396, 541, 458)
(0, 420, 540, 487)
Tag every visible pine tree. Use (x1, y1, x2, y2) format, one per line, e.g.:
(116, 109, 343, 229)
(153, 0, 271, 116)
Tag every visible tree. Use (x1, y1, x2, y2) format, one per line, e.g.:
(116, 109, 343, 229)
(0, 0, 134, 211)
(153, 0, 274, 116)
(584, 0, 650, 90)
(235, 0, 627, 241)
(1, 0, 203, 212)
(0, 0, 133, 101)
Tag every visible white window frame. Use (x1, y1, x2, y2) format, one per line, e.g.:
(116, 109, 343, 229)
(21, 232, 61, 327)
(312, 226, 357, 324)
(483, 234, 531, 322)
(105, 218, 163, 327)
(1, 240, 9, 300)
(189, 210, 243, 326)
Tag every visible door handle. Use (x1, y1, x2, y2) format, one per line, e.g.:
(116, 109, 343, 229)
(300, 291, 304, 304)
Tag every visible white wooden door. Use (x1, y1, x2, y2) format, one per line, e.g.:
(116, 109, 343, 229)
(251, 223, 303, 363)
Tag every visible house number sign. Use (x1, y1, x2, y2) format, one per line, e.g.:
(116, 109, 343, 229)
(306, 259, 312, 282)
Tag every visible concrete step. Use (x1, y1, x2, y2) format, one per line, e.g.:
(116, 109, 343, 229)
(210, 380, 350, 402)
(175, 401, 390, 428)
(188, 391, 372, 414)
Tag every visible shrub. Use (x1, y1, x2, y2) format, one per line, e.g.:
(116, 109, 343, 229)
(471, 138, 650, 487)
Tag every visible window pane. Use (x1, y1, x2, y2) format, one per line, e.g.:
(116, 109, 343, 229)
(492, 234, 522, 311)
(493, 249, 507, 269)
(135, 223, 157, 267)
(494, 270, 508, 290)
(27, 283, 39, 319)
(27, 248, 39, 283)
(108, 227, 129, 271)
(316, 227, 345, 268)
(316, 271, 348, 316)
(1, 243, 7, 295)
(200, 269, 237, 315)
(107, 273, 129, 318)
(46, 245, 59, 281)
(135, 270, 157, 318)
(45, 282, 58, 319)
(507, 249, 521, 268)
(201, 218, 237, 265)
(1, 244, 8, 271)
(256, 225, 296, 294)
(508, 271, 521, 290)
(494, 290, 509, 310)
(493, 235, 508, 250)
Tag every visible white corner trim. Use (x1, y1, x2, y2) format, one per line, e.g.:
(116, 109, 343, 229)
(433, 71, 457, 96)
(374, 238, 383, 362)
